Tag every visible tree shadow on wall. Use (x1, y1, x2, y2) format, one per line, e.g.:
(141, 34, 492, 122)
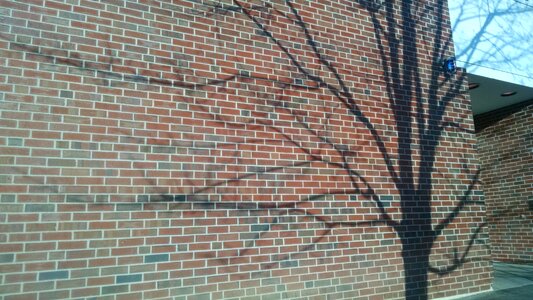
(184, 1, 489, 298)
(0, 0, 498, 299)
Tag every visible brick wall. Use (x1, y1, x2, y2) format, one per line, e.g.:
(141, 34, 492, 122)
(477, 103, 533, 263)
(0, 0, 491, 299)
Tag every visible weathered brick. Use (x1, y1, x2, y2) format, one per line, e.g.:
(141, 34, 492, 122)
(0, 283, 21, 294)
(144, 254, 169, 264)
(102, 284, 129, 295)
(38, 270, 69, 281)
(157, 279, 182, 289)
(169, 287, 193, 296)
(24, 204, 55, 212)
(116, 274, 142, 284)
(48, 159, 77, 167)
(0, 253, 15, 263)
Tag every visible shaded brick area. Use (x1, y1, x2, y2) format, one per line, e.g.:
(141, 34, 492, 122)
(477, 104, 533, 262)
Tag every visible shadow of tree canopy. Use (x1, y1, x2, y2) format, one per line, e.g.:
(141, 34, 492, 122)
(184, 1, 488, 297)
(0, 0, 496, 299)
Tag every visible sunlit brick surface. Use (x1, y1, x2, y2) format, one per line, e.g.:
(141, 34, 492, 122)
(0, 1, 491, 299)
